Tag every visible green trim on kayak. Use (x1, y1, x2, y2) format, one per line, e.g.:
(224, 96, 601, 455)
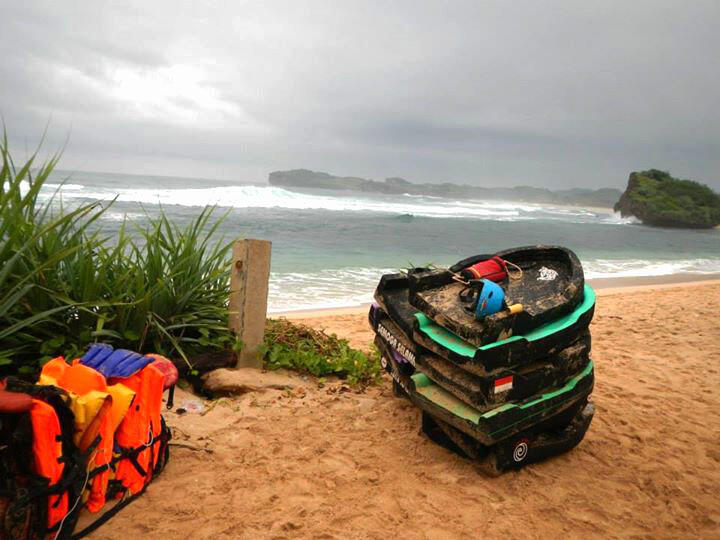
(415, 285, 596, 358)
(410, 360, 593, 429)
(480, 360, 593, 418)
(412, 373, 481, 423)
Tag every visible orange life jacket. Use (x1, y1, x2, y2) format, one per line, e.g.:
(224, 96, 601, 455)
(3, 361, 172, 539)
(29, 399, 68, 531)
(110, 364, 165, 495)
(40, 358, 117, 512)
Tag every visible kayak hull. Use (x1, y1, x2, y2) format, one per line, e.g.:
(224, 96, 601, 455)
(421, 401, 595, 475)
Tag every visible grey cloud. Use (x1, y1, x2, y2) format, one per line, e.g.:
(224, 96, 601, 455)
(1, 0, 719, 189)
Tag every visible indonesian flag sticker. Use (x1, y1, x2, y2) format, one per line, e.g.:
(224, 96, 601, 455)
(494, 375, 513, 394)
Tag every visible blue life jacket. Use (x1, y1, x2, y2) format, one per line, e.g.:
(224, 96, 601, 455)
(81, 344, 154, 379)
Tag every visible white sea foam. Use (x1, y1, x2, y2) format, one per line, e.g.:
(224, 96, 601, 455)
(600, 212, 641, 225)
(45, 183, 85, 190)
(267, 258, 720, 312)
(102, 211, 145, 222)
(38, 183, 526, 219)
(268, 267, 396, 312)
(34, 181, 626, 223)
(584, 258, 720, 278)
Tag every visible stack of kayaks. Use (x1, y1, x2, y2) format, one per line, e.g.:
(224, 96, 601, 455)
(369, 245, 596, 475)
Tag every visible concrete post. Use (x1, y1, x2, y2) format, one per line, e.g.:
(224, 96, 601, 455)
(229, 239, 272, 368)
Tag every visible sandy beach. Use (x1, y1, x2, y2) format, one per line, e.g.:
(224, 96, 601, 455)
(89, 278, 720, 539)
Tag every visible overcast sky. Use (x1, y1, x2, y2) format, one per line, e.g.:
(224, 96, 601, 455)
(2, 1, 719, 189)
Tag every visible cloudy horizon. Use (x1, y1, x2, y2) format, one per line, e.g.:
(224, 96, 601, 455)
(2, 1, 719, 189)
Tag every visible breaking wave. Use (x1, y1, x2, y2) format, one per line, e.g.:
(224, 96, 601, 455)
(583, 258, 720, 279)
(268, 267, 396, 312)
(36, 182, 628, 224)
(267, 258, 720, 312)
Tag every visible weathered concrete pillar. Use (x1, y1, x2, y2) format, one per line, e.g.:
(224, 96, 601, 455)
(229, 239, 272, 368)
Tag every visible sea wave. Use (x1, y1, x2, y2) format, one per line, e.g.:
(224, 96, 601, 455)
(268, 267, 396, 312)
(34, 181, 626, 223)
(38, 183, 527, 219)
(45, 183, 85, 190)
(268, 258, 720, 312)
(599, 213, 641, 225)
(583, 258, 720, 278)
(101, 211, 145, 222)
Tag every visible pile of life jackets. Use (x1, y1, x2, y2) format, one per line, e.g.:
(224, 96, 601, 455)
(0, 344, 178, 539)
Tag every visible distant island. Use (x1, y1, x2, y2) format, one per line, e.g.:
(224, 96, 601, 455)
(268, 169, 622, 208)
(614, 169, 720, 229)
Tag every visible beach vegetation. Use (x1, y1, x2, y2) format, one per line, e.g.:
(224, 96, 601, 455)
(1, 134, 378, 386)
(0, 133, 237, 374)
(262, 318, 382, 386)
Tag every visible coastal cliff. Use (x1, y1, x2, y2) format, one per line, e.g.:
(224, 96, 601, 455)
(269, 169, 622, 207)
(614, 170, 720, 229)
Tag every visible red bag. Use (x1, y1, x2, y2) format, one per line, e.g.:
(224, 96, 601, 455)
(461, 256, 508, 282)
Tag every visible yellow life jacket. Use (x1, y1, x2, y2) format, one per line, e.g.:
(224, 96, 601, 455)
(39, 358, 134, 446)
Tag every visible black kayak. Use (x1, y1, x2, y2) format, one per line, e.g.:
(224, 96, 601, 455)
(369, 245, 595, 474)
(370, 303, 591, 410)
(373, 265, 595, 372)
(408, 246, 585, 347)
(420, 401, 595, 476)
(371, 312, 595, 474)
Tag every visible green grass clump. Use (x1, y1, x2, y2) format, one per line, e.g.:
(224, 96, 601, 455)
(0, 132, 238, 375)
(99, 208, 238, 367)
(262, 318, 381, 386)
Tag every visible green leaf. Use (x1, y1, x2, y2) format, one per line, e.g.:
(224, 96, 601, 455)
(123, 330, 140, 341)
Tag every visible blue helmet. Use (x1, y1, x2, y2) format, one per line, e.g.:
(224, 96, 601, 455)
(474, 279, 505, 318)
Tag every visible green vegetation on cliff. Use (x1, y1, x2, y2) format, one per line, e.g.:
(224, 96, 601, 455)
(614, 169, 720, 228)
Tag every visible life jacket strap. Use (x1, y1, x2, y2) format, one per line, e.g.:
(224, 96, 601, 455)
(69, 490, 144, 539)
(68, 419, 172, 540)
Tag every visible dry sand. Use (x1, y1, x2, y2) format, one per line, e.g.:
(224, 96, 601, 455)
(91, 280, 720, 539)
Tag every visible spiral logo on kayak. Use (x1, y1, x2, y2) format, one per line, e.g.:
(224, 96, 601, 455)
(513, 439, 529, 462)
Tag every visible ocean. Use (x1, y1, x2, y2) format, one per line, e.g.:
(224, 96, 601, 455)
(42, 170, 720, 312)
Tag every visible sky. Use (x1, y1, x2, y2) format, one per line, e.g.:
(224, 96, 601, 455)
(2, 0, 719, 189)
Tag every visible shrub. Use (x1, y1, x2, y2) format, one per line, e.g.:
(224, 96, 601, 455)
(262, 318, 381, 386)
(2, 132, 377, 387)
(0, 132, 238, 375)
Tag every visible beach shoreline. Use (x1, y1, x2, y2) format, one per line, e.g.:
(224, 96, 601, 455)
(274, 272, 720, 319)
